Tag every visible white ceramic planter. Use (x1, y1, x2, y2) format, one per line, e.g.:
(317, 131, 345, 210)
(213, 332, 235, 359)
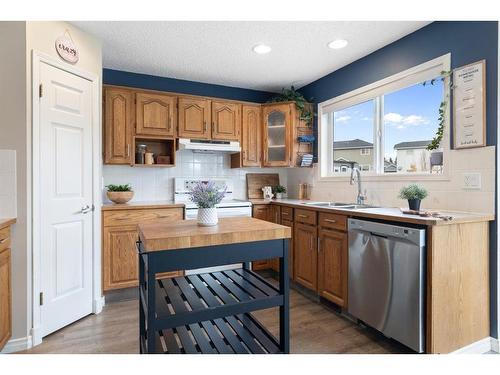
(275, 193, 283, 199)
(197, 207, 218, 226)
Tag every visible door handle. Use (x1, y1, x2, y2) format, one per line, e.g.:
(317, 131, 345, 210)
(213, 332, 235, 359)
(203, 121, 207, 132)
(80, 205, 94, 214)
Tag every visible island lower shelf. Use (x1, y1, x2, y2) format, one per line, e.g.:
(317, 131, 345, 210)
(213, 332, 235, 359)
(140, 268, 285, 354)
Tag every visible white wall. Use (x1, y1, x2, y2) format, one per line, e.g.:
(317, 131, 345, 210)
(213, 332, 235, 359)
(287, 146, 496, 214)
(103, 150, 288, 202)
(0, 21, 28, 350)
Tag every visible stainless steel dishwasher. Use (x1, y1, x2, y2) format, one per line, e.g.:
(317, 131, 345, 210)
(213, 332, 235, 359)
(348, 218, 426, 353)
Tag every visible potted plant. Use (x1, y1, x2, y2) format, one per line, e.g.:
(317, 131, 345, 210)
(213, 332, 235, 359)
(423, 70, 453, 170)
(188, 181, 226, 226)
(268, 86, 314, 125)
(272, 185, 287, 199)
(106, 184, 134, 204)
(398, 184, 428, 211)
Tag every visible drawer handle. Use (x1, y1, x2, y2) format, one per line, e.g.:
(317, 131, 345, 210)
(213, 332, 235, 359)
(324, 219, 337, 224)
(298, 214, 308, 218)
(282, 212, 289, 216)
(157, 215, 172, 218)
(0, 238, 8, 244)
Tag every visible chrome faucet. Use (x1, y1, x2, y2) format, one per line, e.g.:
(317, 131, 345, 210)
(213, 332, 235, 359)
(350, 164, 366, 205)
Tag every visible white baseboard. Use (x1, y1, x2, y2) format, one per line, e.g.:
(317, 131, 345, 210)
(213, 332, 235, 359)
(93, 295, 105, 314)
(0, 335, 32, 354)
(491, 337, 499, 353)
(451, 337, 498, 354)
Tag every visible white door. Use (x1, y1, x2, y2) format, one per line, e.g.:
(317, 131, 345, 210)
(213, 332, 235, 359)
(39, 62, 94, 337)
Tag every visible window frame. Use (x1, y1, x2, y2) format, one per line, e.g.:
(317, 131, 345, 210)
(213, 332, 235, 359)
(318, 53, 451, 181)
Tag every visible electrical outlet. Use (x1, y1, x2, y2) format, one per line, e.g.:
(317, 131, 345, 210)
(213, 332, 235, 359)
(462, 173, 481, 190)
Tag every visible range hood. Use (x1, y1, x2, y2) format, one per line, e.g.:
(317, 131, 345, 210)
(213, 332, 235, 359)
(178, 138, 241, 153)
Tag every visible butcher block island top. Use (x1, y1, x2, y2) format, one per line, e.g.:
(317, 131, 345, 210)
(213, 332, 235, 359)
(138, 217, 291, 252)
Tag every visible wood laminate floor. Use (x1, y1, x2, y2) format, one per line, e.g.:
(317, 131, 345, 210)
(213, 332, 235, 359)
(24, 283, 410, 354)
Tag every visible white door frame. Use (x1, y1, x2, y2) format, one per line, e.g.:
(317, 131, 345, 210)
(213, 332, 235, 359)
(31, 50, 102, 346)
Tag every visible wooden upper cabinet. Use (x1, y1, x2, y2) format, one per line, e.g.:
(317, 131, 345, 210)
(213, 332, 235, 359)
(294, 222, 318, 291)
(241, 104, 261, 167)
(318, 228, 348, 307)
(136, 92, 177, 137)
(104, 88, 133, 164)
(262, 103, 293, 167)
(211, 101, 241, 141)
(178, 97, 211, 140)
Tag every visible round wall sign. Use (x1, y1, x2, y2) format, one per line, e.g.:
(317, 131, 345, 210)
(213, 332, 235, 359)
(55, 35, 79, 64)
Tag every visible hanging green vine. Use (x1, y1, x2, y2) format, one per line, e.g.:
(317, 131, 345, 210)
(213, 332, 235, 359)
(423, 70, 453, 151)
(268, 86, 314, 125)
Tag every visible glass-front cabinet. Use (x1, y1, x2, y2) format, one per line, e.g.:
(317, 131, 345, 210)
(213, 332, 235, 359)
(262, 103, 293, 167)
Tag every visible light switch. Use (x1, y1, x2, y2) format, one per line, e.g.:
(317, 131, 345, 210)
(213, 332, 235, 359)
(462, 173, 481, 189)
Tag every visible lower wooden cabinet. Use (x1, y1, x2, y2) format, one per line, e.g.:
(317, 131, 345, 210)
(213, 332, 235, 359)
(318, 228, 348, 307)
(0, 226, 13, 351)
(102, 207, 183, 291)
(281, 218, 294, 278)
(294, 222, 318, 291)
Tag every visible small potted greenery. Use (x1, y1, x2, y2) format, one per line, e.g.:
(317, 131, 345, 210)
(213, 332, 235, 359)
(106, 184, 134, 204)
(188, 181, 226, 226)
(398, 184, 428, 211)
(272, 185, 287, 199)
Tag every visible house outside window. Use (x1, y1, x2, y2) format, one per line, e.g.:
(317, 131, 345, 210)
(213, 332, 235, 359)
(318, 54, 450, 179)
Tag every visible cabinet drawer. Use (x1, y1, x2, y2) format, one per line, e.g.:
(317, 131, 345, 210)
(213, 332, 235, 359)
(103, 208, 183, 227)
(280, 206, 294, 221)
(0, 227, 10, 252)
(318, 212, 347, 231)
(294, 208, 317, 225)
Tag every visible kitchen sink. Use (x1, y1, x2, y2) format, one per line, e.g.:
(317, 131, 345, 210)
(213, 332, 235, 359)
(302, 202, 351, 207)
(301, 202, 378, 210)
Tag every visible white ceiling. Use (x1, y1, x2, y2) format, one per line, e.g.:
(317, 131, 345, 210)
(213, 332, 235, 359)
(72, 21, 430, 93)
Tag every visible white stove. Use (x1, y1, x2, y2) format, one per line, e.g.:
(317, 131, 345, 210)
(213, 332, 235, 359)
(174, 178, 252, 219)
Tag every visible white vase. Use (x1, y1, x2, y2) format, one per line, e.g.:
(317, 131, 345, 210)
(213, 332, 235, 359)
(197, 207, 218, 226)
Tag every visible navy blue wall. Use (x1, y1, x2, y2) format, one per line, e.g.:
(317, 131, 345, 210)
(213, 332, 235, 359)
(299, 21, 499, 338)
(103, 68, 275, 103)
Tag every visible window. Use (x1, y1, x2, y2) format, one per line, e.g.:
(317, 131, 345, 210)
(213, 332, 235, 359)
(331, 100, 375, 175)
(319, 54, 450, 178)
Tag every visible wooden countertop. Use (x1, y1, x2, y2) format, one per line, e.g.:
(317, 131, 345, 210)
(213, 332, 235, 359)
(0, 218, 16, 230)
(138, 217, 291, 252)
(102, 200, 185, 211)
(257, 199, 494, 226)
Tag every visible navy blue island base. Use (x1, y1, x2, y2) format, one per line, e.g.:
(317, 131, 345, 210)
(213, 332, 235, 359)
(137, 238, 290, 354)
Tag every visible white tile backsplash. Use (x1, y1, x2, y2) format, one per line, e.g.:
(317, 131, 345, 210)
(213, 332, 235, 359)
(286, 146, 496, 214)
(103, 150, 288, 203)
(0, 150, 17, 217)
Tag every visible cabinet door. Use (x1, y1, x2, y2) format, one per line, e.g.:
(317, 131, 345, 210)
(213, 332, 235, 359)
(251, 205, 270, 270)
(0, 248, 11, 350)
(178, 97, 211, 139)
(318, 228, 348, 307)
(104, 88, 133, 164)
(211, 101, 241, 141)
(294, 223, 318, 291)
(252, 204, 269, 221)
(262, 103, 292, 167)
(241, 105, 262, 167)
(136, 92, 176, 137)
(103, 225, 140, 291)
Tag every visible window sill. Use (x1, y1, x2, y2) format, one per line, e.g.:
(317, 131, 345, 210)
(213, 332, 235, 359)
(317, 172, 451, 183)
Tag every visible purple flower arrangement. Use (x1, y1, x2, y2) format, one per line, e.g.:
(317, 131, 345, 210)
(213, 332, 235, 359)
(188, 181, 226, 208)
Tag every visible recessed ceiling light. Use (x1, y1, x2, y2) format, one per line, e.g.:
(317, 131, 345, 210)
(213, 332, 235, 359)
(328, 39, 348, 49)
(253, 44, 272, 54)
